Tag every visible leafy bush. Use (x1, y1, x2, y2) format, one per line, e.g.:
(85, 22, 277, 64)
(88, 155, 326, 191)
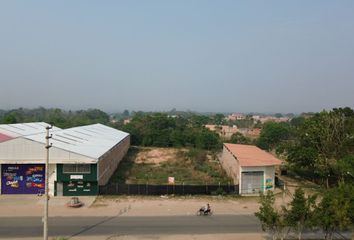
(211, 187, 226, 196)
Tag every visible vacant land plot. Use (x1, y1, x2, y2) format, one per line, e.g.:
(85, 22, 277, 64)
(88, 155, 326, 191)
(110, 147, 232, 185)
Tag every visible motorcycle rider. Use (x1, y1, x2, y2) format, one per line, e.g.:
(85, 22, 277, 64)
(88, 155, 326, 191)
(200, 203, 211, 214)
(204, 203, 211, 214)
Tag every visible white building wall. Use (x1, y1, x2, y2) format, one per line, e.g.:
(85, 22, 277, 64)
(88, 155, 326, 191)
(220, 146, 240, 185)
(265, 166, 276, 191)
(48, 164, 57, 196)
(0, 138, 96, 164)
(0, 138, 94, 196)
(240, 166, 276, 193)
(98, 136, 130, 185)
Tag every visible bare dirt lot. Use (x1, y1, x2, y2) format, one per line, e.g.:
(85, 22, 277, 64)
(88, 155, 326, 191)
(111, 147, 231, 184)
(134, 148, 183, 165)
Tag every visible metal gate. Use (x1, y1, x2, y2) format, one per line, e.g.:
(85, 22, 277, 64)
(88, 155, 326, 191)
(241, 171, 264, 194)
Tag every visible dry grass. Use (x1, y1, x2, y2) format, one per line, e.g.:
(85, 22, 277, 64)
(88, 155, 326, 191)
(110, 147, 231, 185)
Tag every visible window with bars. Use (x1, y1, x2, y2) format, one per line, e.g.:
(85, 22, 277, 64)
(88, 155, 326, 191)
(63, 164, 91, 174)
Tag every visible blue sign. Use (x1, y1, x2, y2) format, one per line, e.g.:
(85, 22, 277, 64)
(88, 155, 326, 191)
(1, 164, 45, 194)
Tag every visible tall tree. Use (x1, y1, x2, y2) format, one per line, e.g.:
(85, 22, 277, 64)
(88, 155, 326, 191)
(285, 188, 316, 240)
(286, 108, 354, 187)
(255, 191, 280, 240)
(314, 184, 353, 240)
(257, 122, 290, 151)
(228, 132, 250, 144)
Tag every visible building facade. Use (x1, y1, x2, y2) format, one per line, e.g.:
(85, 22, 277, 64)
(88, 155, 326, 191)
(220, 143, 281, 195)
(0, 122, 130, 196)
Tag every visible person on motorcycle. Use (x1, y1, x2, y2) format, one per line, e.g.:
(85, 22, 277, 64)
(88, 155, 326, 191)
(204, 203, 211, 214)
(199, 203, 210, 214)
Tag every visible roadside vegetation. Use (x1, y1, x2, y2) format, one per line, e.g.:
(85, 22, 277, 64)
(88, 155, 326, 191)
(256, 184, 354, 240)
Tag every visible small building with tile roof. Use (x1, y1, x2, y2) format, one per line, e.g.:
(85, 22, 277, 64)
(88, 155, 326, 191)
(221, 143, 282, 195)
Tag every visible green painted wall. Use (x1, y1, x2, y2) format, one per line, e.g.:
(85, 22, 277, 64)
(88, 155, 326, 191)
(57, 164, 97, 182)
(56, 164, 98, 196)
(63, 181, 98, 196)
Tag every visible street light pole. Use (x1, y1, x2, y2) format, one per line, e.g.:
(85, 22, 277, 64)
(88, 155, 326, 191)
(44, 125, 52, 240)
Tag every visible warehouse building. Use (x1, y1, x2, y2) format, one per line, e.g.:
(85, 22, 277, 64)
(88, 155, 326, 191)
(220, 143, 282, 195)
(0, 122, 130, 196)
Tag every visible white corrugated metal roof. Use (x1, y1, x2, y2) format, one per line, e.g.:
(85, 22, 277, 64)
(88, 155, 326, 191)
(0, 122, 62, 137)
(25, 123, 129, 160)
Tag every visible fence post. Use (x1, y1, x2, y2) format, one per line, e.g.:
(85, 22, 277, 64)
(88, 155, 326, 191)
(138, 184, 140, 195)
(206, 182, 208, 194)
(182, 182, 184, 195)
(116, 183, 119, 195)
(128, 184, 130, 195)
(146, 182, 148, 195)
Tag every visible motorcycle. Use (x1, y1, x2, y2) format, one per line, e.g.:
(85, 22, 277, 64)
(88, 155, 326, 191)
(196, 208, 213, 216)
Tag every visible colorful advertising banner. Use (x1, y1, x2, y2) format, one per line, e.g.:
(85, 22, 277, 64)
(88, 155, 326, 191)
(265, 178, 273, 189)
(1, 164, 45, 194)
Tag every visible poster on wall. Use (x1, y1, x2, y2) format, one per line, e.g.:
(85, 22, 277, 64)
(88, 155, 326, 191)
(265, 178, 273, 189)
(1, 164, 45, 194)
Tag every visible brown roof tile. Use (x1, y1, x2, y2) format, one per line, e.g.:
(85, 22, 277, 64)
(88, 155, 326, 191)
(224, 143, 282, 167)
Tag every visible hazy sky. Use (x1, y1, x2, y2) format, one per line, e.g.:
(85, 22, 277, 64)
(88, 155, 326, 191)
(1, 1, 354, 113)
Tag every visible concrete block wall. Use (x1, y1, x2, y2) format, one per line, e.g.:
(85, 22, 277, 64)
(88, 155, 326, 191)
(97, 135, 130, 186)
(220, 145, 240, 185)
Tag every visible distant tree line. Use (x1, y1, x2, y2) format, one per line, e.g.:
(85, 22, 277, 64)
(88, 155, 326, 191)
(0, 108, 225, 150)
(0, 107, 110, 128)
(119, 113, 222, 150)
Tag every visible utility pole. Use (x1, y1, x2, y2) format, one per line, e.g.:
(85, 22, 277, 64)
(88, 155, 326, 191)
(44, 124, 52, 240)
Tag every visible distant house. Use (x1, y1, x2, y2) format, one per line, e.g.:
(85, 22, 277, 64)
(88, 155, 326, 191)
(259, 116, 290, 124)
(123, 119, 131, 125)
(226, 113, 246, 121)
(205, 125, 238, 139)
(252, 115, 261, 121)
(237, 128, 261, 139)
(220, 143, 282, 195)
(246, 128, 261, 138)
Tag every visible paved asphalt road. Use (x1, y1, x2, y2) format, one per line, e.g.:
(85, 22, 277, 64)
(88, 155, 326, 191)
(0, 214, 261, 238)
